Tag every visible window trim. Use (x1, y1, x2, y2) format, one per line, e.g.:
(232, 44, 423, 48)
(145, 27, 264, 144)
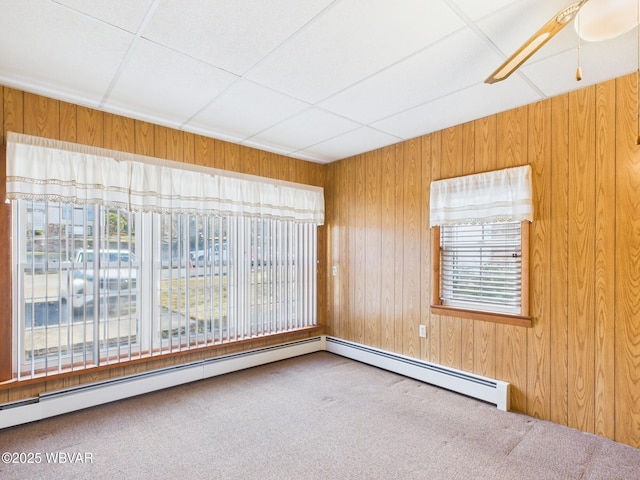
(430, 221, 531, 328)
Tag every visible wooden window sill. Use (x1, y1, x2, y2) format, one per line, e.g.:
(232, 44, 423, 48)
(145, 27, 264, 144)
(430, 305, 532, 328)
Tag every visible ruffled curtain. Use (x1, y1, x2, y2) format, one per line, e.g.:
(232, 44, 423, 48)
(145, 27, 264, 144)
(6, 132, 324, 224)
(429, 165, 533, 227)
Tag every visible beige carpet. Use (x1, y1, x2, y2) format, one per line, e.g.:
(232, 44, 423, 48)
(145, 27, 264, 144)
(0, 351, 638, 479)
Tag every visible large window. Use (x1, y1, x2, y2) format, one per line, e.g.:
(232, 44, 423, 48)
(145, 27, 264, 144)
(7, 133, 323, 379)
(429, 166, 532, 325)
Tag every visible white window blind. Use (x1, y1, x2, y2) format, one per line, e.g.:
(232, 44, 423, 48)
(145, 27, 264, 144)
(440, 221, 522, 314)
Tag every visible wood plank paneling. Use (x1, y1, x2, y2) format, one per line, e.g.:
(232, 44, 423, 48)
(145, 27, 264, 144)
(167, 128, 184, 162)
(135, 120, 155, 156)
(183, 132, 195, 165)
(154, 124, 169, 159)
(365, 150, 382, 349)
(420, 135, 432, 361)
(402, 138, 421, 358)
(195, 135, 215, 168)
(345, 157, 356, 342)
(393, 144, 405, 354)
(549, 93, 570, 427)
(104, 113, 134, 153)
(326, 162, 337, 335)
(594, 79, 616, 440)
(567, 86, 596, 433)
(224, 141, 239, 171)
(335, 158, 354, 340)
(4, 87, 24, 137)
(23, 92, 59, 139)
(77, 107, 103, 147)
(615, 73, 640, 447)
(527, 98, 552, 420)
(380, 145, 396, 352)
(59, 101, 77, 143)
(240, 145, 260, 176)
(354, 154, 366, 344)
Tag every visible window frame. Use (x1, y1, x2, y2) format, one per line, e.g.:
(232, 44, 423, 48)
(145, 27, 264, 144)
(430, 220, 531, 328)
(5, 133, 324, 381)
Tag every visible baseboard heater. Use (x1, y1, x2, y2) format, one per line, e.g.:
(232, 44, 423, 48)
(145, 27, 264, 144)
(324, 336, 510, 411)
(0, 337, 324, 430)
(0, 335, 509, 429)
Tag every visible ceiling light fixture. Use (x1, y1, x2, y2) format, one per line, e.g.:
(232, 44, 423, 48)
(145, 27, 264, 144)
(486, 0, 640, 85)
(575, 0, 638, 42)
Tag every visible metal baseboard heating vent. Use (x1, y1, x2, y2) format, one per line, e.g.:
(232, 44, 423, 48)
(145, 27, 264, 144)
(0, 337, 324, 430)
(324, 336, 510, 411)
(0, 335, 509, 429)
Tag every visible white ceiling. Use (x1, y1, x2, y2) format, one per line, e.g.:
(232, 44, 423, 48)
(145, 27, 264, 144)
(1, 0, 638, 163)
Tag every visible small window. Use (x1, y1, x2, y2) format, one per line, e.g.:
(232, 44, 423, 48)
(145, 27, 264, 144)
(432, 221, 529, 324)
(429, 165, 532, 326)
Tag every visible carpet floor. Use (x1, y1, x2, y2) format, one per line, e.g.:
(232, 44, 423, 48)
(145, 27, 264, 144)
(0, 351, 639, 479)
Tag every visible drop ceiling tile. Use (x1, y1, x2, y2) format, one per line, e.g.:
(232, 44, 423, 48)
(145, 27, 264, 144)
(373, 79, 541, 140)
(319, 28, 505, 124)
(248, 108, 361, 153)
(450, 0, 521, 21)
(187, 79, 310, 141)
(297, 126, 402, 162)
(0, 0, 133, 107)
(246, 0, 466, 103)
(142, 0, 334, 75)
(51, 0, 155, 33)
(104, 39, 238, 126)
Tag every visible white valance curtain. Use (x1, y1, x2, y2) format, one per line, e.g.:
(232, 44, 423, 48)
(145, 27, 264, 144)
(429, 165, 533, 227)
(6, 132, 324, 224)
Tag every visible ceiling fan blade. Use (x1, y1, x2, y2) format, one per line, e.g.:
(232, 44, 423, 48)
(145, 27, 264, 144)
(485, 1, 589, 84)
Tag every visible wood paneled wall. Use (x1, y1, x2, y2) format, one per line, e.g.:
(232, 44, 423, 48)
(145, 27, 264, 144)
(326, 73, 640, 448)
(2, 73, 640, 448)
(0, 86, 327, 399)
